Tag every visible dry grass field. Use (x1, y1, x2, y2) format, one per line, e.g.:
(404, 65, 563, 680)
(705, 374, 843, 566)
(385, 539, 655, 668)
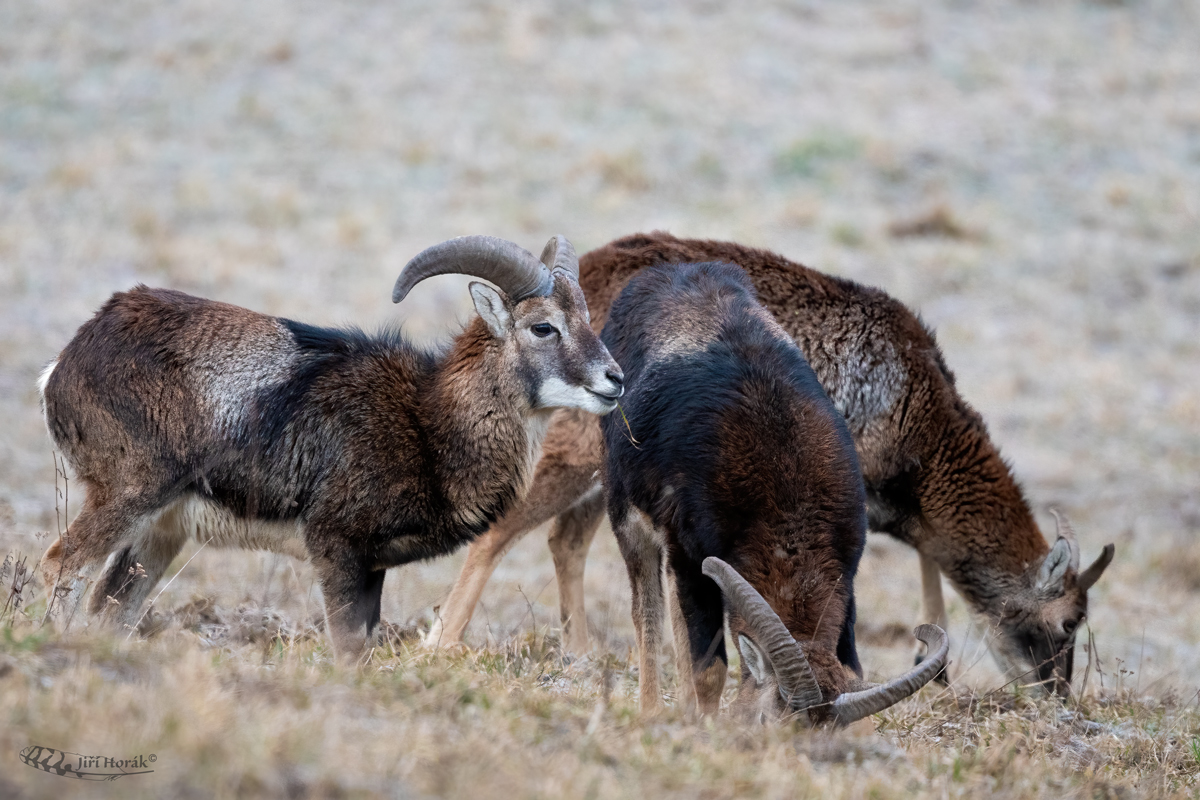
(2, 0, 1199, 797)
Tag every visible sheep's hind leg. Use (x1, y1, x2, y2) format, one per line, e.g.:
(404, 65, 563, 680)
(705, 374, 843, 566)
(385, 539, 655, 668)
(39, 535, 94, 633)
(40, 488, 161, 632)
(88, 507, 188, 632)
(548, 484, 605, 656)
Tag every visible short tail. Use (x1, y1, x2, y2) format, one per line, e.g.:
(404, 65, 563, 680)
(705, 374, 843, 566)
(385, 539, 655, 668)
(37, 358, 58, 398)
(37, 358, 58, 438)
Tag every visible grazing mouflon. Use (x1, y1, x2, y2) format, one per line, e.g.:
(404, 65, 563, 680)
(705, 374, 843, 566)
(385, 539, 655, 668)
(601, 260, 947, 722)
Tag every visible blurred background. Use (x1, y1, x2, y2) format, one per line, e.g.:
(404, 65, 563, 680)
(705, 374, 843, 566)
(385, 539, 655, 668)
(1, 0, 1198, 690)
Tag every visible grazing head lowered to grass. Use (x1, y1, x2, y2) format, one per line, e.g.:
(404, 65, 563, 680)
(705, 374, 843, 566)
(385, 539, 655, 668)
(600, 260, 947, 722)
(430, 232, 1113, 698)
(36, 234, 623, 656)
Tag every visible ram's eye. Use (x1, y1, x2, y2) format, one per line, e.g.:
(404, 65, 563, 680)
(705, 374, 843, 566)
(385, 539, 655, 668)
(531, 323, 558, 338)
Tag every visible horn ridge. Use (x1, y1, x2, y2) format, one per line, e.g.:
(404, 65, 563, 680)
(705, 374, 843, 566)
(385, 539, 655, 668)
(701, 556, 823, 712)
(545, 234, 580, 282)
(392, 235, 554, 304)
(830, 624, 949, 726)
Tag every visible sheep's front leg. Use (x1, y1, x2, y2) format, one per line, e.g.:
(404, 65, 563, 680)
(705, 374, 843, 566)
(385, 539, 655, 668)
(916, 552, 949, 684)
(613, 507, 666, 715)
(313, 555, 386, 658)
(668, 554, 728, 717)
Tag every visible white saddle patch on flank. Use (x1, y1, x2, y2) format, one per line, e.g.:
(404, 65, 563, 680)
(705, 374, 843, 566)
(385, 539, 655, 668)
(193, 321, 298, 439)
(821, 343, 907, 433)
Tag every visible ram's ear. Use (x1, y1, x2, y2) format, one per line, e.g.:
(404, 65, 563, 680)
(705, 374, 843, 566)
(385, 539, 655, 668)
(738, 633, 772, 687)
(1037, 537, 1073, 593)
(469, 281, 512, 338)
(1078, 544, 1115, 591)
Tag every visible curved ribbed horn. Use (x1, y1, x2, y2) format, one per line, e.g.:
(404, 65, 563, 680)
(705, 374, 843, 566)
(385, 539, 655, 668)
(831, 624, 948, 726)
(701, 557, 823, 712)
(1050, 508, 1081, 572)
(392, 235, 554, 304)
(539, 234, 580, 283)
(1078, 543, 1115, 591)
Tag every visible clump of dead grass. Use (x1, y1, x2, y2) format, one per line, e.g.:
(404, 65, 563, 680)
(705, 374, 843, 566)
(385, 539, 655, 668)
(1, 552, 34, 626)
(878, 685, 1200, 797)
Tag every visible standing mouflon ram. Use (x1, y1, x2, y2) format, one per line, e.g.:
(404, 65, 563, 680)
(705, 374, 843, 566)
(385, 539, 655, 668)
(38, 235, 623, 655)
(428, 231, 1113, 696)
(602, 261, 947, 722)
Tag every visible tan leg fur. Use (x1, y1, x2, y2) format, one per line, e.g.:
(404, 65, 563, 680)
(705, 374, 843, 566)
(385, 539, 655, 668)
(426, 409, 604, 649)
(547, 485, 605, 654)
(614, 507, 667, 716)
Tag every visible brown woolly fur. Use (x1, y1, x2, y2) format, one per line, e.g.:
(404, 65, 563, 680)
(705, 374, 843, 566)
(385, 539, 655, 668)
(38, 268, 621, 656)
(434, 232, 1113, 696)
